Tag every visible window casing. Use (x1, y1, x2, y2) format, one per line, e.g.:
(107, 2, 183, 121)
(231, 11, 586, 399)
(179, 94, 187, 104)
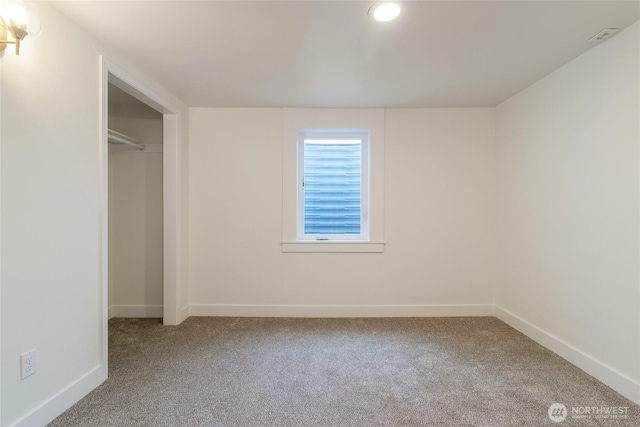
(282, 108, 384, 253)
(297, 130, 370, 241)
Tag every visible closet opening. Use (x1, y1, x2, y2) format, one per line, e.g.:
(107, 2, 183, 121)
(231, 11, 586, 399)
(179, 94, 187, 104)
(107, 83, 164, 320)
(99, 59, 183, 377)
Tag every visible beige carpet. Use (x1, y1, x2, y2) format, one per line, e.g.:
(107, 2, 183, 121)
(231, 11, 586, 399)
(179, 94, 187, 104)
(49, 317, 638, 426)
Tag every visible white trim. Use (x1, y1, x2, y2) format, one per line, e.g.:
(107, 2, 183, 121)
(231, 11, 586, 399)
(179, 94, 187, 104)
(283, 109, 385, 244)
(100, 56, 183, 331)
(496, 306, 640, 405)
(12, 365, 106, 427)
(161, 113, 181, 326)
(187, 304, 495, 318)
(109, 305, 164, 318)
(180, 305, 190, 323)
(281, 241, 385, 253)
(97, 55, 109, 386)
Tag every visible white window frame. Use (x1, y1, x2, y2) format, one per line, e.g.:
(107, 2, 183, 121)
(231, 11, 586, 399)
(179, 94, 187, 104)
(282, 108, 385, 253)
(297, 130, 370, 242)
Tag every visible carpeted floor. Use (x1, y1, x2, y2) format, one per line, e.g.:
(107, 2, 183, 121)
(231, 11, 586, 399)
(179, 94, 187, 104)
(49, 317, 638, 426)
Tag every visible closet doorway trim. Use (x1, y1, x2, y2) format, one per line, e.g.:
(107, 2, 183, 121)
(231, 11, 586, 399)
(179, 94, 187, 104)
(98, 55, 184, 372)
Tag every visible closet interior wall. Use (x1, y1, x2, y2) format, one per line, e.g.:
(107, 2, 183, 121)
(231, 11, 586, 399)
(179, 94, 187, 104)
(108, 84, 164, 318)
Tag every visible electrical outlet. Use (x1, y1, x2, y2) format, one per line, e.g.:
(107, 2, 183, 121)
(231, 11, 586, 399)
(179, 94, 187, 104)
(20, 349, 37, 380)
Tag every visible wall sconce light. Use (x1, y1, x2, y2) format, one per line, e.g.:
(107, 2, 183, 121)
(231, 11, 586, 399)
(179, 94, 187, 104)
(0, 0, 40, 55)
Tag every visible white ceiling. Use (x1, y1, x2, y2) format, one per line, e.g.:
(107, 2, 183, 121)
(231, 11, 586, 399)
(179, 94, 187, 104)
(52, 1, 639, 108)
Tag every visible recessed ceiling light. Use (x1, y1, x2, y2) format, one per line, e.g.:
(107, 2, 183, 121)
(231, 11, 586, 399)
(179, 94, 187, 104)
(369, 2, 401, 22)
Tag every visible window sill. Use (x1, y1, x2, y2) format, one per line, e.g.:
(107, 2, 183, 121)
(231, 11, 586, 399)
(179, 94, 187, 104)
(281, 241, 385, 253)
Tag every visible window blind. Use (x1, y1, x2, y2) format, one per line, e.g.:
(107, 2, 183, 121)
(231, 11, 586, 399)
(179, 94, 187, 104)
(303, 140, 361, 235)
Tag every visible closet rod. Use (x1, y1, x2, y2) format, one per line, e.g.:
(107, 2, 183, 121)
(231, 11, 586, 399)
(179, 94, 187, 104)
(108, 129, 145, 151)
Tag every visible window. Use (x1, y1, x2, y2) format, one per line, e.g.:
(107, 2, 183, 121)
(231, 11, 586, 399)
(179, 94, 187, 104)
(282, 108, 385, 253)
(298, 131, 369, 241)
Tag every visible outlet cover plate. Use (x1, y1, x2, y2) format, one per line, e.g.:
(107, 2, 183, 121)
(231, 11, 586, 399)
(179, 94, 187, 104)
(589, 28, 619, 42)
(21, 349, 37, 380)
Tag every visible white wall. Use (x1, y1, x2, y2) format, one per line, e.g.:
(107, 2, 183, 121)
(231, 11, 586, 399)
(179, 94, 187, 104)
(188, 108, 495, 316)
(1, 4, 103, 425)
(0, 3, 190, 425)
(495, 22, 640, 403)
(108, 102, 163, 318)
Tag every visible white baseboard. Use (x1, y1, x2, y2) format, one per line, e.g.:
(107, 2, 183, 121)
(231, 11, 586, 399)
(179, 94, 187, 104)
(110, 305, 163, 318)
(495, 306, 640, 405)
(180, 305, 190, 323)
(13, 364, 107, 427)
(187, 304, 495, 318)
